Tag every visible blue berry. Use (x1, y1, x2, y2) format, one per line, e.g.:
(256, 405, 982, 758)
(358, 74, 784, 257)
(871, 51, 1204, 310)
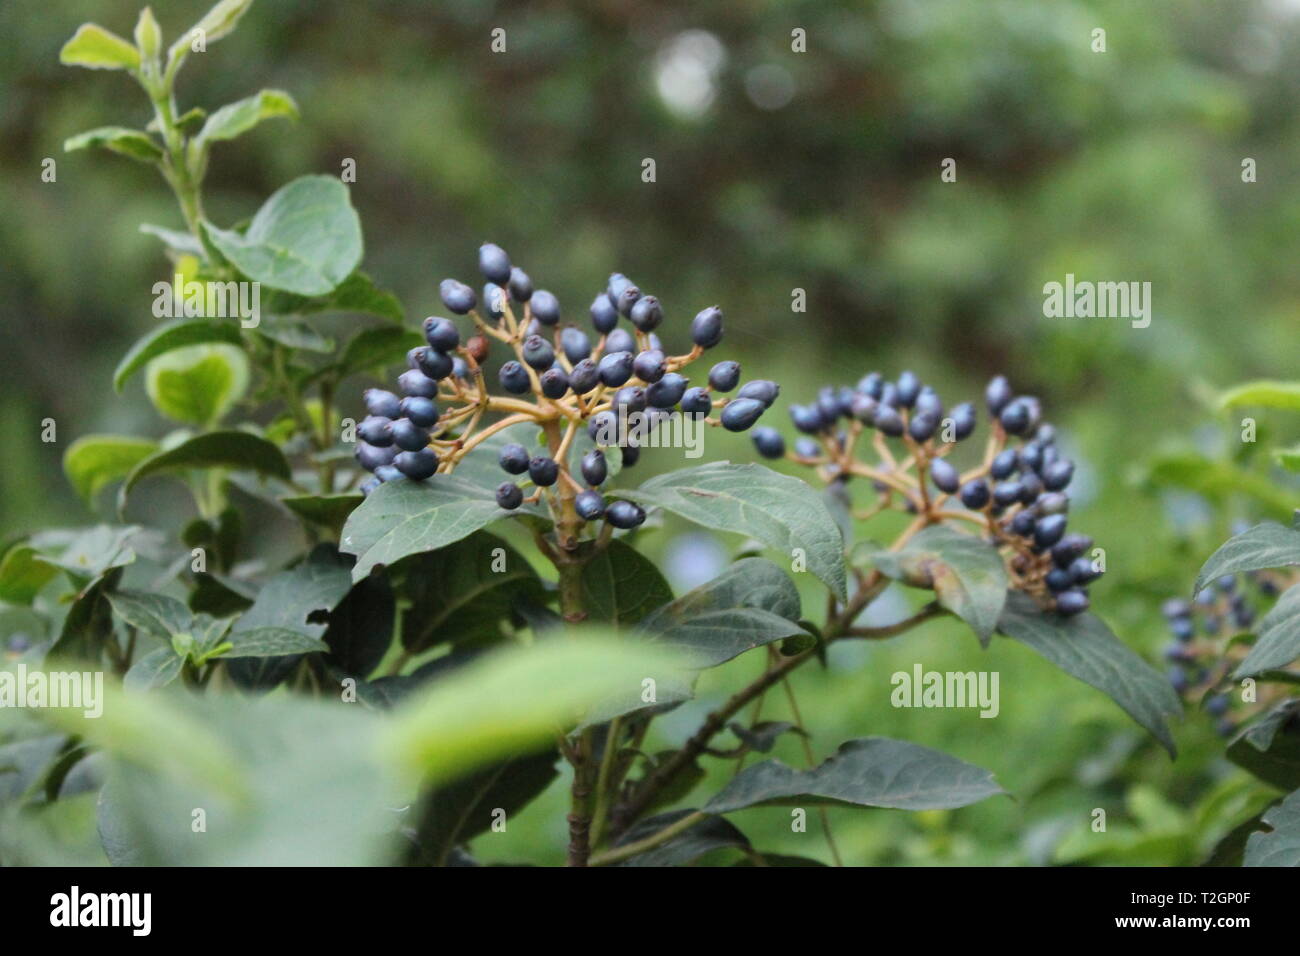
(591, 294, 619, 333)
(499, 443, 530, 474)
(1069, 556, 1102, 585)
(522, 334, 554, 370)
(850, 394, 877, 424)
(508, 267, 533, 302)
(1161, 598, 1192, 620)
(1215, 718, 1237, 738)
(930, 457, 960, 493)
(993, 480, 1024, 508)
(581, 449, 608, 486)
(605, 328, 636, 355)
(356, 442, 396, 471)
(629, 295, 663, 332)
(423, 316, 460, 352)
(790, 404, 825, 434)
(391, 418, 430, 452)
(1167, 667, 1189, 693)
(874, 405, 905, 437)
(708, 361, 741, 392)
(985, 375, 1013, 415)
(960, 479, 990, 509)
(908, 410, 938, 442)
(1042, 459, 1074, 491)
(416, 347, 454, 381)
(794, 438, 820, 459)
(606, 500, 646, 530)
(588, 411, 619, 446)
(633, 349, 667, 384)
(499, 361, 532, 394)
(1056, 589, 1090, 616)
(1045, 567, 1074, 592)
(1206, 694, 1229, 717)
(575, 491, 607, 520)
(1053, 534, 1092, 568)
(358, 416, 394, 447)
(528, 456, 559, 486)
(399, 397, 440, 428)
(680, 386, 713, 416)
(691, 306, 723, 348)
(948, 402, 976, 440)
(478, 243, 511, 284)
(647, 373, 688, 408)
(1033, 514, 1067, 549)
(1019, 442, 1045, 474)
(1170, 617, 1195, 642)
(483, 283, 505, 319)
(395, 448, 438, 480)
(1018, 471, 1043, 504)
(569, 359, 600, 394)
(439, 279, 477, 314)
(614, 386, 647, 413)
(1010, 511, 1036, 537)
(896, 371, 921, 408)
(530, 290, 561, 326)
(914, 387, 942, 418)
(608, 274, 640, 315)
(999, 399, 1032, 435)
(752, 427, 786, 459)
(561, 327, 592, 364)
(496, 482, 524, 509)
(721, 398, 765, 432)
(990, 449, 1018, 480)
(598, 351, 635, 387)
(620, 444, 641, 467)
(1037, 492, 1069, 515)
(540, 367, 569, 399)
(857, 372, 884, 399)
(737, 380, 780, 408)
(364, 388, 402, 419)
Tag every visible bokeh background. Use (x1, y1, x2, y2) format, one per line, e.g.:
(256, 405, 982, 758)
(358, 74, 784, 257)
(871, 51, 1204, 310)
(3, 0, 1299, 864)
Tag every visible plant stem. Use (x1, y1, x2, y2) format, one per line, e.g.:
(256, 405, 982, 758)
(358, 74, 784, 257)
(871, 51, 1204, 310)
(589, 810, 707, 867)
(588, 715, 623, 848)
(556, 556, 596, 866)
(779, 675, 844, 867)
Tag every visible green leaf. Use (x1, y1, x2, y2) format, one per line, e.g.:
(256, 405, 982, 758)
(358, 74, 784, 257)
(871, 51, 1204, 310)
(123, 648, 183, 691)
(202, 176, 363, 296)
(64, 127, 162, 163)
(1277, 446, 1300, 474)
(1145, 452, 1295, 520)
(231, 549, 353, 642)
(322, 576, 395, 678)
(59, 24, 140, 71)
(263, 271, 405, 325)
(48, 569, 122, 662)
(704, 737, 1005, 814)
(330, 326, 424, 381)
(581, 539, 674, 626)
(144, 343, 249, 426)
(255, 314, 334, 353)
(625, 462, 847, 601)
(381, 635, 687, 787)
(339, 475, 508, 581)
(1236, 588, 1300, 678)
(728, 720, 804, 754)
(396, 532, 542, 653)
(0, 543, 60, 605)
(133, 7, 161, 64)
(139, 224, 205, 257)
(1219, 380, 1300, 412)
(193, 89, 298, 148)
(166, 0, 254, 75)
(63, 435, 158, 503)
(280, 493, 363, 536)
(1226, 700, 1300, 790)
(113, 319, 243, 390)
(612, 809, 751, 867)
(38, 525, 139, 579)
(1194, 522, 1300, 595)
(106, 590, 192, 641)
(997, 592, 1181, 756)
(221, 627, 328, 658)
(1244, 787, 1300, 866)
(638, 558, 808, 667)
(867, 525, 1008, 645)
(121, 430, 291, 500)
(405, 750, 559, 866)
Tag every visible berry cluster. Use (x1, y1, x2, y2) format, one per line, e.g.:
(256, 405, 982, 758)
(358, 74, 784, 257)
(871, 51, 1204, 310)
(751, 372, 1101, 615)
(354, 244, 775, 541)
(1161, 568, 1290, 737)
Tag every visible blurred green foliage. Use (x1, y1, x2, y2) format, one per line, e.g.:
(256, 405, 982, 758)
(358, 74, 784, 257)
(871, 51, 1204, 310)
(3, 0, 1299, 864)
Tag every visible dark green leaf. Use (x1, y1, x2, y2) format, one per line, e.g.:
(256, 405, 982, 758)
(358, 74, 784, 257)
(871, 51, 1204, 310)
(48, 569, 122, 662)
(280, 494, 363, 536)
(728, 721, 804, 754)
(1244, 787, 1300, 866)
(113, 318, 243, 392)
(222, 627, 329, 658)
(625, 463, 847, 600)
(1195, 522, 1300, 595)
(323, 575, 395, 678)
(581, 539, 674, 626)
(997, 592, 1181, 756)
(121, 430, 291, 501)
(331, 326, 424, 381)
(1236, 587, 1300, 678)
(704, 737, 1005, 813)
(613, 809, 751, 867)
(106, 590, 192, 641)
(123, 648, 183, 691)
(1226, 700, 1300, 790)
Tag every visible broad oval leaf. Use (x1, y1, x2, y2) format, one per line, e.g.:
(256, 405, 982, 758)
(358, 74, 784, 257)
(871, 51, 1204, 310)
(144, 343, 249, 426)
(221, 627, 329, 658)
(114, 319, 243, 391)
(625, 462, 847, 601)
(121, 430, 290, 500)
(1244, 787, 1300, 866)
(997, 591, 1181, 756)
(867, 525, 1007, 645)
(123, 648, 184, 691)
(0, 543, 59, 605)
(193, 89, 298, 148)
(1195, 521, 1300, 595)
(704, 737, 1005, 814)
(60, 24, 140, 71)
(64, 126, 162, 163)
(1219, 380, 1300, 412)
(202, 176, 363, 296)
(63, 435, 159, 503)
(340, 475, 509, 581)
(1236, 587, 1300, 678)
(106, 590, 192, 641)
(581, 539, 674, 626)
